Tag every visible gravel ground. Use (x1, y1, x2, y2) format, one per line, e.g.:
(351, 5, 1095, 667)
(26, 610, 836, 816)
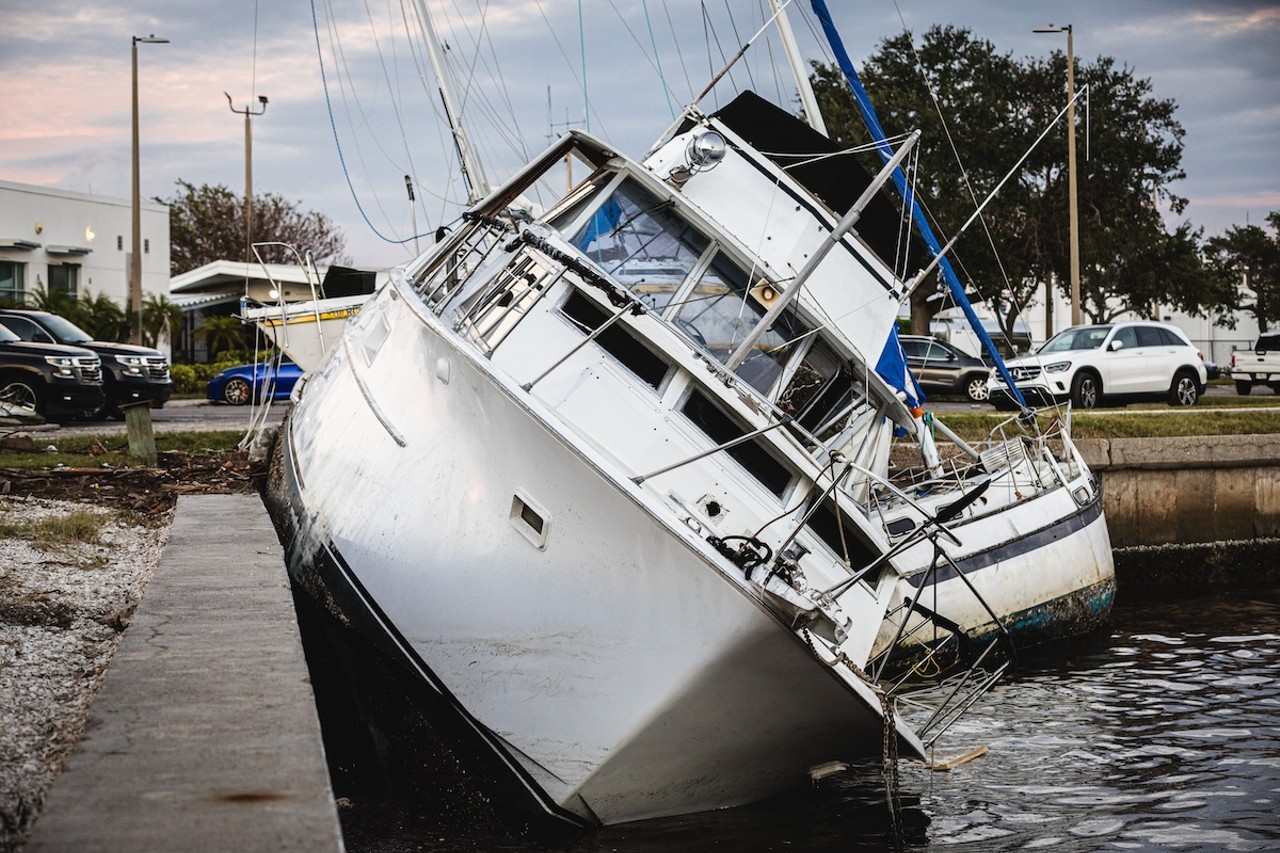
(0, 496, 171, 852)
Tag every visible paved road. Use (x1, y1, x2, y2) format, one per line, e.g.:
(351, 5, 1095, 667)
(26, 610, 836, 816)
(9, 384, 1273, 438)
(927, 382, 1277, 415)
(14, 398, 289, 439)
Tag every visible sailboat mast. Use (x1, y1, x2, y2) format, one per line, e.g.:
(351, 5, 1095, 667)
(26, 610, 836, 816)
(769, 0, 827, 136)
(408, 0, 491, 203)
(808, 0, 1027, 409)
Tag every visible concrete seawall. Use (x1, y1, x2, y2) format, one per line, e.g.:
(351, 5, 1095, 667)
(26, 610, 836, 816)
(1075, 434, 1280, 585)
(1076, 434, 1280, 547)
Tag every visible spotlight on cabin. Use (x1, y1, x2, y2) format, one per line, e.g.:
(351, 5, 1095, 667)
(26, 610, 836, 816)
(668, 130, 728, 189)
(686, 130, 727, 170)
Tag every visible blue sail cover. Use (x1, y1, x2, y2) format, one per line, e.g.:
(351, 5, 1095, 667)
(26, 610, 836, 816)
(875, 325, 924, 410)
(808, 0, 1027, 409)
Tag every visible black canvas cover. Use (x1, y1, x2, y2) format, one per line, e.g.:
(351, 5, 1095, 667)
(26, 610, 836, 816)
(321, 265, 378, 298)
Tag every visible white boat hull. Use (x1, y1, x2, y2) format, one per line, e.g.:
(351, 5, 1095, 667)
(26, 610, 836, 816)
(264, 294, 904, 826)
(243, 295, 366, 372)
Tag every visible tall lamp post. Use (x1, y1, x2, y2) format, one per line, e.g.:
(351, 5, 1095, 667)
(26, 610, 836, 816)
(131, 34, 168, 345)
(225, 93, 268, 262)
(1034, 23, 1081, 327)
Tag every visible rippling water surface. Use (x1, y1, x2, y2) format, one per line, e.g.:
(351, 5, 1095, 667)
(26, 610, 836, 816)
(341, 584, 1280, 852)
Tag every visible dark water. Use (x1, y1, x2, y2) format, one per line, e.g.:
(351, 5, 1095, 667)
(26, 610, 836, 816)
(338, 584, 1280, 851)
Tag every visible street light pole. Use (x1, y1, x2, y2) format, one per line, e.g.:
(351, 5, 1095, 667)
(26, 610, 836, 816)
(225, 93, 268, 262)
(1035, 23, 1081, 327)
(130, 34, 168, 345)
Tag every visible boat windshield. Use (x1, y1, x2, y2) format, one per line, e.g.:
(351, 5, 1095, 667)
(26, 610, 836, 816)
(565, 177, 808, 395)
(569, 179, 709, 312)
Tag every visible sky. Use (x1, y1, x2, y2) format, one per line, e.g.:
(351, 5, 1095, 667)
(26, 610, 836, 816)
(2, 0, 1277, 272)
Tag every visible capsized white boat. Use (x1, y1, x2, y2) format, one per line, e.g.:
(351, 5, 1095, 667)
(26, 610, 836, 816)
(262, 90, 1039, 826)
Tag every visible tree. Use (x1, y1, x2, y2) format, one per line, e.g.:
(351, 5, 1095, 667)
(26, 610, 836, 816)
(76, 291, 129, 342)
(809, 26, 1220, 343)
(141, 293, 186, 349)
(195, 315, 247, 360)
(1204, 212, 1280, 333)
(159, 180, 349, 275)
(23, 284, 79, 319)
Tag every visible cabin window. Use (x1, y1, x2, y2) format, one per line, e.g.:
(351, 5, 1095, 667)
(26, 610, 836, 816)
(679, 388, 792, 497)
(805, 498, 882, 584)
(673, 252, 807, 393)
(569, 178, 709, 312)
(777, 338, 865, 437)
(561, 291, 670, 389)
(546, 172, 616, 237)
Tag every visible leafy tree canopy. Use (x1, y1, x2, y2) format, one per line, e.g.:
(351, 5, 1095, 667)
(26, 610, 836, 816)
(809, 25, 1220, 342)
(1204, 212, 1280, 333)
(158, 180, 349, 276)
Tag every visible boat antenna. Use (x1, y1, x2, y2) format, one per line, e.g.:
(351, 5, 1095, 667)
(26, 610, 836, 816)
(808, 0, 1028, 409)
(407, 0, 490, 204)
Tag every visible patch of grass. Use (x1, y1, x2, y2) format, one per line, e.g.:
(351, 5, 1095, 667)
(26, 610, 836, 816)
(933, 408, 1280, 443)
(0, 430, 246, 472)
(0, 508, 107, 549)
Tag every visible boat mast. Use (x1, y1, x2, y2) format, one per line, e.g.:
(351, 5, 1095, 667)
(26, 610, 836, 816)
(769, 0, 827, 136)
(808, 0, 1028, 409)
(408, 0, 490, 203)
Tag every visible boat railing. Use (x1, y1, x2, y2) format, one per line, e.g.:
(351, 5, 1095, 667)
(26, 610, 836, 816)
(411, 215, 510, 314)
(869, 530, 1016, 748)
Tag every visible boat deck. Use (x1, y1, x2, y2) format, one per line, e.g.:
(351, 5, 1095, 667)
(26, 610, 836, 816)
(25, 494, 343, 852)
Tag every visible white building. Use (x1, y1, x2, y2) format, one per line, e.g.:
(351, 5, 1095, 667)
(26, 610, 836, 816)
(0, 179, 170, 308)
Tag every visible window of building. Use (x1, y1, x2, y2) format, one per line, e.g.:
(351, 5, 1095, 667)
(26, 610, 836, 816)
(48, 264, 79, 298)
(0, 261, 24, 305)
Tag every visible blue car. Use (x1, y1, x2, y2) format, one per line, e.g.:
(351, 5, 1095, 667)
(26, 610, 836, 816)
(206, 359, 303, 405)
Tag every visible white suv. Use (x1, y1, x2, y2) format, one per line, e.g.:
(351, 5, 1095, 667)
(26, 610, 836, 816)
(989, 321, 1208, 409)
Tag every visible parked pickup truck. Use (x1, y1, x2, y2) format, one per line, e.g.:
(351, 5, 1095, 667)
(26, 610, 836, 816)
(1228, 333, 1280, 395)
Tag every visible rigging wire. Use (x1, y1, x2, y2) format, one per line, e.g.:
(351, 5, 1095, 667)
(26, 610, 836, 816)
(603, 0, 684, 120)
(579, 0, 589, 131)
(721, 0, 757, 93)
(641, 0, 675, 119)
(887, 0, 1025, 351)
(309, 0, 417, 244)
(660, 0, 696, 104)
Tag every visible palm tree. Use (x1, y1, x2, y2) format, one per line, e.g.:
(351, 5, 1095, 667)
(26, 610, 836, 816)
(195, 314, 247, 361)
(24, 284, 79, 319)
(76, 290, 129, 342)
(141, 293, 186, 349)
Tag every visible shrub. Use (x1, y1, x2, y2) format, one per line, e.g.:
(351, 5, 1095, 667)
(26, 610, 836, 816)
(169, 364, 200, 395)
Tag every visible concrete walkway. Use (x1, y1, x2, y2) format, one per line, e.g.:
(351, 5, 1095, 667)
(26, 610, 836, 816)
(26, 494, 344, 852)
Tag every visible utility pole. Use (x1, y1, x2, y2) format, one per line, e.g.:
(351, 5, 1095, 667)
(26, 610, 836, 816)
(131, 34, 168, 344)
(1035, 23, 1081, 326)
(225, 92, 268, 262)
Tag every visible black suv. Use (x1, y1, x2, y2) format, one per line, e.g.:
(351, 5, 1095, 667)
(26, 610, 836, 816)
(900, 335, 992, 402)
(0, 323, 105, 422)
(0, 309, 173, 417)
